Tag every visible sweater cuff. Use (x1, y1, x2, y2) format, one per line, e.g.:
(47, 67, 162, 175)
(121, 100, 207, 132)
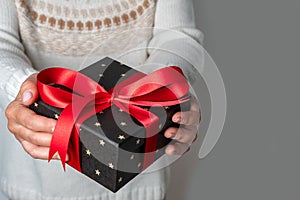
(5, 67, 37, 102)
(145, 38, 204, 85)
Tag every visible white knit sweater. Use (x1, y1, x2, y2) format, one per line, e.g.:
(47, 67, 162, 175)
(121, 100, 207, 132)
(0, 0, 203, 199)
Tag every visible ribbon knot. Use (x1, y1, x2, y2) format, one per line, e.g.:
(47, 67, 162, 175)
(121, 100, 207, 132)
(109, 90, 122, 105)
(37, 66, 190, 172)
(110, 92, 115, 104)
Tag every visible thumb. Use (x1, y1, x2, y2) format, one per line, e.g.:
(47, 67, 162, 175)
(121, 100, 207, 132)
(19, 74, 39, 106)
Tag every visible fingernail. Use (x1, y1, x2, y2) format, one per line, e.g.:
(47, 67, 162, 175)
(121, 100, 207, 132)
(53, 152, 60, 160)
(51, 122, 57, 132)
(22, 91, 32, 102)
(66, 154, 70, 162)
(168, 133, 176, 139)
(175, 117, 181, 123)
(171, 149, 177, 155)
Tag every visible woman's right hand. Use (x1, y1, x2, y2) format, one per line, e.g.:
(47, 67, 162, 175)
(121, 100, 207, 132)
(5, 73, 64, 160)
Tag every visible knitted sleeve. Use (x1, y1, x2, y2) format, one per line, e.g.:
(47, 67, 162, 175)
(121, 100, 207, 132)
(146, 0, 204, 83)
(0, 0, 37, 109)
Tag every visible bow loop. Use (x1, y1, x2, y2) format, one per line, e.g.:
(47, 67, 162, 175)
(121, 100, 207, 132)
(113, 66, 190, 107)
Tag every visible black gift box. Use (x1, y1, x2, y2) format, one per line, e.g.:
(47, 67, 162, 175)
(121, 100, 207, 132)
(30, 57, 190, 192)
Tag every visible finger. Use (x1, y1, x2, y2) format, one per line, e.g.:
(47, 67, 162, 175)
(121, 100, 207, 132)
(9, 122, 52, 147)
(164, 126, 197, 144)
(172, 110, 201, 126)
(21, 140, 52, 160)
(7, 104, 56, 133)
(190, 95, 200, 112)
(20, 140, 69, 161)
(172, 95, 201, 125)
(165, 142, 191, 155)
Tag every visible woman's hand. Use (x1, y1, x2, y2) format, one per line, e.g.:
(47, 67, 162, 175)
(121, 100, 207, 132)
(164, 95, 200, 155)
(5, 73, 65, 160)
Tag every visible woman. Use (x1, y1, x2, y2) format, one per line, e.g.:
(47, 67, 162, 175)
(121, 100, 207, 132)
(0, 0, 202, 199)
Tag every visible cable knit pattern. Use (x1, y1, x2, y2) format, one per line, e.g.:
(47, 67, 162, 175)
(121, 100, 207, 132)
(0, 0, 203, 199)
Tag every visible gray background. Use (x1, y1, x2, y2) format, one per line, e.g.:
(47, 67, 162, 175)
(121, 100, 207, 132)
(167, 0, 300, 200)
(1, 0, 300, 200)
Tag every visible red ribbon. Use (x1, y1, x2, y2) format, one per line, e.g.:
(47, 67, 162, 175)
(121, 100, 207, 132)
(37, 66, 190, 172)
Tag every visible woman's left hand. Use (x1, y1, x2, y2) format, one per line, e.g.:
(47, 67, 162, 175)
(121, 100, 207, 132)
(164, 95, 201, 155)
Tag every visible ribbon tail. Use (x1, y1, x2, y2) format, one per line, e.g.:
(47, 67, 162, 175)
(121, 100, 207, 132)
(48, 116, 74, 171)
(48, 97, 94, 171)
(142, 124, 159, 170)
(48, 145, 68, 171)
(142, 109, 159, 170)
(66, 125, 82, 172)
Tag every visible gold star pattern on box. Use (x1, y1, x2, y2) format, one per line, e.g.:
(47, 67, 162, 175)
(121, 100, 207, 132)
(100, 63, 106, 67)
(159, 124, 162, 129)
(95, 169, 101, 176)
(34, 102, 38, 107)
(86, 149, 91, 156)
(118, 135, 125, 140)
(118, 108, 124, 112)
(137, 162, 142, 168)
(130, 154, 135, 160)
(120, 73, 126, 77)
(120, 122, 127, 126)
(99, 139, 105, 146)
(136, 139, 141, 145)
(94, 122, 101, 127)
(54, 113, 59, 119)
(118, 177, 123, 183)
(108, 163, 114, 169)
(99, 73, 104, 77)
(99, 111, 104, 114)
(164, 106, 170, 110)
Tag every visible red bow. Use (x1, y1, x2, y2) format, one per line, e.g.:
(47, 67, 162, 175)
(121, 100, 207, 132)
(37, 66, 190, 172)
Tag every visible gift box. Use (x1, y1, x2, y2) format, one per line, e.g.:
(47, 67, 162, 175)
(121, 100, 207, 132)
(30, 57, 190, 192)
